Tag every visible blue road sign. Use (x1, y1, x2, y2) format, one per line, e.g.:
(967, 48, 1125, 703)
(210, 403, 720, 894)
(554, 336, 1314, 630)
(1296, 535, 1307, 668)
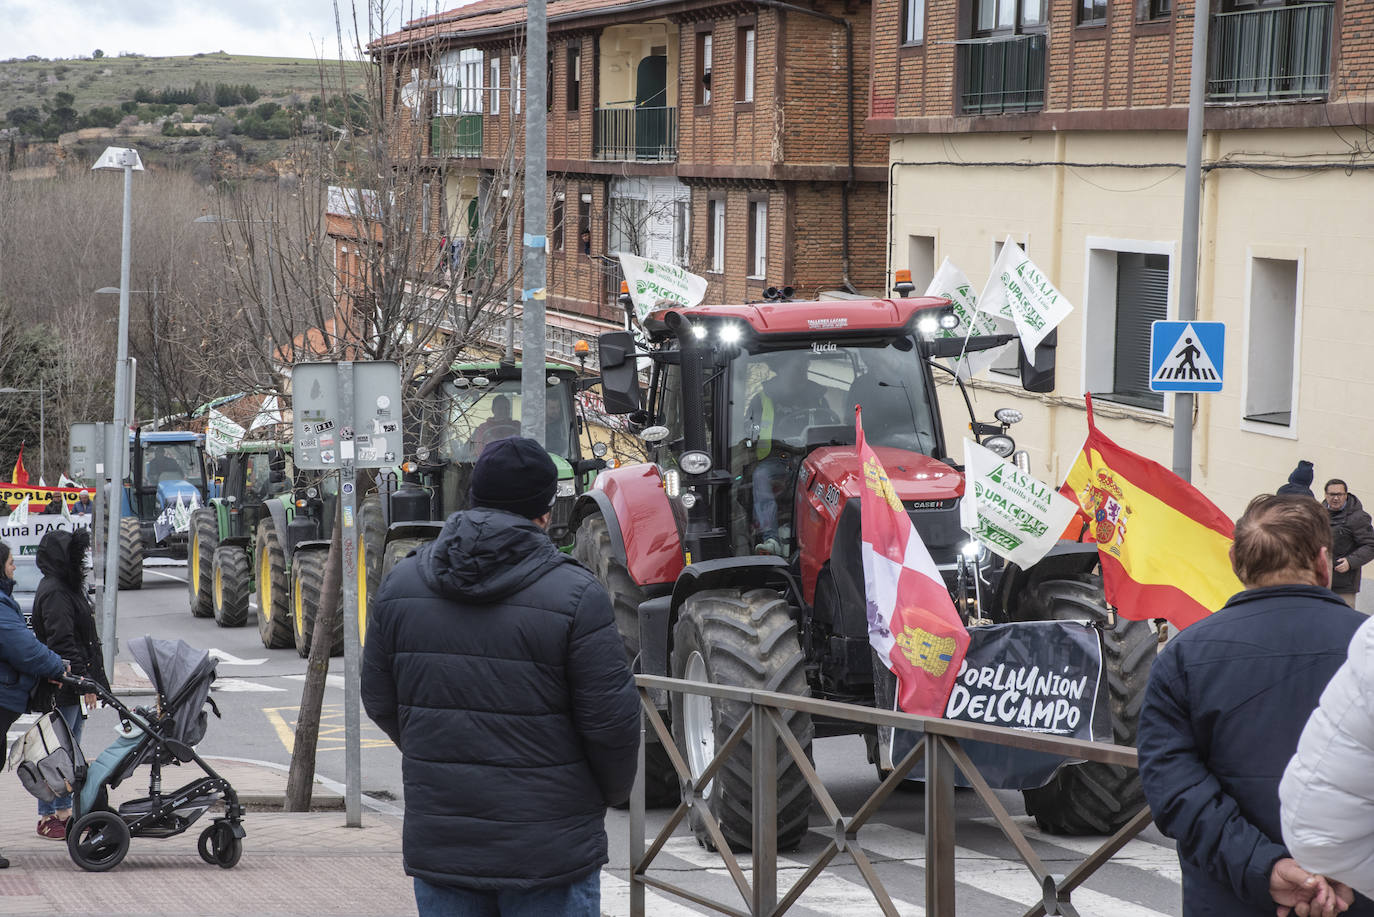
(1150, 321, 1225, 393)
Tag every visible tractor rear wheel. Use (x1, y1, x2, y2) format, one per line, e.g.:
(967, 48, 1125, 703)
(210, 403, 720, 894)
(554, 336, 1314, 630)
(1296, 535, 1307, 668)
(291, 548, 336, 658)
(358, 497, 386, 648)
(117, 517, 144, 591)
(187, 508, 217, 618)
(1019, 575, 1156, 835)
(255, 519, 294, 649)
(212, 545, 251, 628)
(572, 513, 679, 808)
(671, 588, 814, 852)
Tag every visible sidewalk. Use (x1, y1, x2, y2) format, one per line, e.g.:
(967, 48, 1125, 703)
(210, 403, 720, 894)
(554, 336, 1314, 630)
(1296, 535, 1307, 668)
(0, 664, 419, 916)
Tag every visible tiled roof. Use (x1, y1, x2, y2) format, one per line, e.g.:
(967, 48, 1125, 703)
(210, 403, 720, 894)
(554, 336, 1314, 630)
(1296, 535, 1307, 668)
(372, 0, 665, 49)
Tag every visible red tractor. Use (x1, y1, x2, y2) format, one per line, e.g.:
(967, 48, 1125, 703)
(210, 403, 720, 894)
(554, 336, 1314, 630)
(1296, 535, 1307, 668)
(572, 294, 1155, 851)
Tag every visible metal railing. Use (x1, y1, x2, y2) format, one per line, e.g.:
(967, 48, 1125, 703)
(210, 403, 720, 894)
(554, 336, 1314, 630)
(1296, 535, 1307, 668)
(1208, 3, 1333, 102)
(957, 33, 1047, 115)
(430, 113, 483, 158)
(630, 674, 1153, 917)
(594, 104, 679, 161)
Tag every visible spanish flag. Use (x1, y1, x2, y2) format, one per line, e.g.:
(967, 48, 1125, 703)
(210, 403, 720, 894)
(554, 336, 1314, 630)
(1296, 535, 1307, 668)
(10, 443, 28, 486)
(1059, 396, 1242, 630)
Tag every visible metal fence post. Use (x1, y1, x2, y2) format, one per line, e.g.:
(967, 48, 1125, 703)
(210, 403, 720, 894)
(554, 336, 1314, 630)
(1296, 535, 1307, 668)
(752, 694, 778, 915)
(925, 734, 956, 915)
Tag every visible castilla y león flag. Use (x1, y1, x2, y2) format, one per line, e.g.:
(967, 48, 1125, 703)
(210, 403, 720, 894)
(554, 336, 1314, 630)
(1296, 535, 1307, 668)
(10, 443, 28, 486)
(1060, 395, 1242, 630)
(858, 407, 969, 716)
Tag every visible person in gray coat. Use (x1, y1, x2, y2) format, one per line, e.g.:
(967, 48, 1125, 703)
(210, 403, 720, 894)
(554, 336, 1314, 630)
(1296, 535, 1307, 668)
(362, 436, 640, 917)
(1324, 479, 1374, 607)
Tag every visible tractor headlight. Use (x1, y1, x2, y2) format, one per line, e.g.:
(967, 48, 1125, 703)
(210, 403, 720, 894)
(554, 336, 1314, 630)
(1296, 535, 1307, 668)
(983, 435, 1015, 457)
(961, 539, 983, 559)
(719, 324, 742, 345)
(994, 408, 1024, 425)
(680, 492, 698, 509)
(917, 317, 938, 335)
(663, 469, 681, 498)
(556, 480, 575, 498)
(938, 309, 960, 330)
(679, 451, 711, 475)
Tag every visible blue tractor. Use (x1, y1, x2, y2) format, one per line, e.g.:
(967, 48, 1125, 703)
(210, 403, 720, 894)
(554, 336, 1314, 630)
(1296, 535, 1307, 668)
(115, 431, 210, 590)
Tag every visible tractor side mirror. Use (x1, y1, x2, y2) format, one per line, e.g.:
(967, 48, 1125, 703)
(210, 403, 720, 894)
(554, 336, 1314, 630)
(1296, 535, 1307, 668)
(1019, 328, 1057, 394)
(598, 331, 641, 415)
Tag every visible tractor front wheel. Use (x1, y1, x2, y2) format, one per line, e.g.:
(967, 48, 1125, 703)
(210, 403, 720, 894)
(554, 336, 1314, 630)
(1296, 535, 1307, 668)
(187, 508, 216, 617)
(256, 519, 294, 649)
(117, 517, 144, 591)
(212, 545, 251, 628)
(671, 588, 814, 852)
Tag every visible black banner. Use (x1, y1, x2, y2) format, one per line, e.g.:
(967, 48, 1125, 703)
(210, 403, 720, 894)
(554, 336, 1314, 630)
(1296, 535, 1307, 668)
(893, 620, 1109, 790)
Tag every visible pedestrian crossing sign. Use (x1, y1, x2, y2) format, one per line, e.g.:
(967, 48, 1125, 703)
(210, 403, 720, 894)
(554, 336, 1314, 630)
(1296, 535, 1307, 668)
(1149, 321, 1225, 393)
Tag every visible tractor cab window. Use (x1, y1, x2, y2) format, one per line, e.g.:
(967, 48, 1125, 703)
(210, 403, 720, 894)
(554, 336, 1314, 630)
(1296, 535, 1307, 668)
(652, 362, 713, 465)
(143, 443, 204, 487)
(436, 376, 577, 462)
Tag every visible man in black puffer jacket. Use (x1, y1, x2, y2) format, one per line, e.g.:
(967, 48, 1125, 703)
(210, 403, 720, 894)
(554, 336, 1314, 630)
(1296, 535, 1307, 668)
(362, 436, 639, 917)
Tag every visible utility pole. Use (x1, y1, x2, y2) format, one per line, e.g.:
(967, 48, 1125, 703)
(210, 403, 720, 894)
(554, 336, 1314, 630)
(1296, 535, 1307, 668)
(520, 0, 548, 445)
(1173, 0, 1211, 483)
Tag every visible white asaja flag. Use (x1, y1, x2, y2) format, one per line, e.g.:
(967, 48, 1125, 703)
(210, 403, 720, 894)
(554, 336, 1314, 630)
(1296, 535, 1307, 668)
(248, 395, 282, 432)
(206, 409, 246, 458)
(617, 252, 708, 322)
(12, 496, 30, 527)
(960, 439, 1078, 569)
(924, 258, 1015, 381)
(976, 237, 1073, 360)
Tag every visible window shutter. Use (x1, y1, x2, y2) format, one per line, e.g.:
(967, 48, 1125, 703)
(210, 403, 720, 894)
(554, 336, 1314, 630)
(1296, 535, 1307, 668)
(1113, 253, 1168, 409)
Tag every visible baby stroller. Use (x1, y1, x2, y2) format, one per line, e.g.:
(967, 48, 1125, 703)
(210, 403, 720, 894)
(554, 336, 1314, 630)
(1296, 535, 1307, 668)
(13, 636, 245, 872)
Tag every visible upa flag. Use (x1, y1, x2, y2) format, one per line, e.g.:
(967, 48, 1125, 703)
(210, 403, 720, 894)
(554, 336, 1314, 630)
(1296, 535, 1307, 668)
(1060, 395, 1243, 630)
(858, 407, 970, 716)
(10, 444, 28, 486)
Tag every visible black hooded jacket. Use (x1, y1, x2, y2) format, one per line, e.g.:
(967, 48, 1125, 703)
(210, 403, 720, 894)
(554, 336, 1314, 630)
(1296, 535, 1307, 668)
(32, 529, 109, 706)
(361, 507, 639, 892)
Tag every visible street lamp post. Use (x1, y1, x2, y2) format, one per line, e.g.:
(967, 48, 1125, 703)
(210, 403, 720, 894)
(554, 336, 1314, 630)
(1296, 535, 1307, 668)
(0, 384, 46, 475)
(93, 145, 144, 680)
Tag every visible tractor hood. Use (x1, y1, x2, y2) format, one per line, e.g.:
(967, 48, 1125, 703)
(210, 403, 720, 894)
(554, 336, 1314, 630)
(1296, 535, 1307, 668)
(803, 445, 963, 507)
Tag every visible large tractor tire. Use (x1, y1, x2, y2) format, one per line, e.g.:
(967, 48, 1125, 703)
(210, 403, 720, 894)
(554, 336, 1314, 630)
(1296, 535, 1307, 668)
(117, 517, 144, 591)
(1019, 575, 1156, 835)
(357, 497, 386, 648)
(211, 545, 251, 628)
(187, 508, 217, 618)
(671, 588, 814, 852)
(255, 519, 294, 649)
(292, 548, 342, 658)
(572, 513, 679, 808)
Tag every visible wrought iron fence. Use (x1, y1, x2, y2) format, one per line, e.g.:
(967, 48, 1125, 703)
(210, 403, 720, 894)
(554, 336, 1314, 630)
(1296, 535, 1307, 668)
(629, 673, 1153, 917)
(957, 33, 1047, 115)
(430, 113, 483, 158)
(1208, 3, 1334, 102)
(594, 105, 679, 161)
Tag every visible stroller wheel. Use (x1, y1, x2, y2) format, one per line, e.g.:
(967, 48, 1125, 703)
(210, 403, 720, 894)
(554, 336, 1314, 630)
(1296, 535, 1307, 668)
(67, 811, 130, 872)
(198, 822, 242, 869)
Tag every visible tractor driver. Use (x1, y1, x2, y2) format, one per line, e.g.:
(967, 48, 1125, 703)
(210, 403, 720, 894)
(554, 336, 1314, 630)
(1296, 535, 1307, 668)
(147, 445, 183, 484)
(471, 395, 523, 451)
(745, 357, 837, 557)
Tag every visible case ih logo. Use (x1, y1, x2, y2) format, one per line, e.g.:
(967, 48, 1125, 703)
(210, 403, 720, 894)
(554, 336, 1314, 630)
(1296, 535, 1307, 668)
(807, 318, 848, 330)
(906, 499, 957, 511)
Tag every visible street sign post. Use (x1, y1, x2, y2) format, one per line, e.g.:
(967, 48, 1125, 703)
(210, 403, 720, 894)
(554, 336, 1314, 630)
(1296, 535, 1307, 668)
(1150, 320, 1225, 394)
(71, 422, 122, 678)
(291, 361, 402, 828)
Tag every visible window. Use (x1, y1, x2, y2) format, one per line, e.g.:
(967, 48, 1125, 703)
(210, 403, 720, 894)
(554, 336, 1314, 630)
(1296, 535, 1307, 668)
(903, 0, 926, 43)
(578, 194, 592, 254)
(552, 195, 565, 252)
(737, 26, 756, 101)
(567, 43, 581, 111)
(421, 182, 431, 236)
(512, 53, 522, 114)
(461, 48, 484, 112)
(1084, 243, 1172, 411)
(747, 198, 768, 278)
(1078, 0, 1107, 25)
(707, 198, 725, 272)
(697, 32, 713, 104)
(609, 197, 647, 256)
(906, 235, 935, 294)
(438, 49, 484, 114)
(975, 0, 1046, 33)
(1244, 257, 1300, 428)
(1138, 0, 1171, 19)
(490, 56, 501, 114)
(674, 199, 690, 266)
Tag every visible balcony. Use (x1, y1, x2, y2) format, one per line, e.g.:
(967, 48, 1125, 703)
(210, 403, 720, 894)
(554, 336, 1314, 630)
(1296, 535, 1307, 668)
(430, 114, 483, 158)
(957, 33, 1047, 115)
(594, 103, 678, 161)
(1208, 2, 1333, 102)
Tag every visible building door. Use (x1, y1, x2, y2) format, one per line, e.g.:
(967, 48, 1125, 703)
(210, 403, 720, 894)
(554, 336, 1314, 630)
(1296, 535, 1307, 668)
(635, 55, 668, 160)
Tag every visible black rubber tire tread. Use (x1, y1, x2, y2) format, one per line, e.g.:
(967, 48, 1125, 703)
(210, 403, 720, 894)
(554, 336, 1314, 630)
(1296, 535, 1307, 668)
(187, 508, 217, 618)
(572, 513, 680, 808)
(212, 545, 252, 628)
(1019, 575, 1157, 835)
(291, 549, 329, 659)
(256, 518, 295, 649)
(211, 822, 242, 869)
(671, 588, 814, 852)
(67, 810, 130, 872)
(358, 496, 386, 649)
(117, 516, 144, 591)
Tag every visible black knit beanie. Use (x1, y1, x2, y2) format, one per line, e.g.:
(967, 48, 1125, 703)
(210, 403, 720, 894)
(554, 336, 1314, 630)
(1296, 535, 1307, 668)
(469, 436, 559, 519)
(1288, 460, 1314, 488)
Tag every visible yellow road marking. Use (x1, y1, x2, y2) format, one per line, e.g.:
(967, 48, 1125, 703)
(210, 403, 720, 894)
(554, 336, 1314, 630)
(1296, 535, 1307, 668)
(262, 703, 395, 754)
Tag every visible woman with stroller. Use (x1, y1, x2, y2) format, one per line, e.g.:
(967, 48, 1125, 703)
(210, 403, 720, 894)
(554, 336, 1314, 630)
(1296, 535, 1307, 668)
(31, 529, 107, 841)
(0, 541, 66, 866)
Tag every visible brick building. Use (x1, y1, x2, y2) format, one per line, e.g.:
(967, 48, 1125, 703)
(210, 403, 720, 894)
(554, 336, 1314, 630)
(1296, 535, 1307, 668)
(369, 0, 888, 359)
(869, 0, 1374, 516)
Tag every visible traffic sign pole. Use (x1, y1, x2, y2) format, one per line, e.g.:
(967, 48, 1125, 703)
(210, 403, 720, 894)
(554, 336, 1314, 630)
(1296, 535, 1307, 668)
(337, 362, 362, 828)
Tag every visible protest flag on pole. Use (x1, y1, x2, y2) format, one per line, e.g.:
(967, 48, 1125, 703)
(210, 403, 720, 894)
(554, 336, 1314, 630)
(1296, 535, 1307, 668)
(10, 443, 28, 486)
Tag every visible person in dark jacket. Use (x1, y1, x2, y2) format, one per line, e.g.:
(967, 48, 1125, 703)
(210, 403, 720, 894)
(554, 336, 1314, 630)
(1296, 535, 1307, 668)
(1324, 479, 1374, 608)
(0, 541, 65, 869)
(1137, 493, 1370, 917)
(362, 436, 639, 917)
(30, 528, 107, 841)
(1278, 460, 1316, 498)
